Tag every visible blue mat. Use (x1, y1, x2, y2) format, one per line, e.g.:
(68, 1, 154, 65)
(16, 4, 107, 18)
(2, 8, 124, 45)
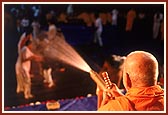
(5, 96, 97, 111)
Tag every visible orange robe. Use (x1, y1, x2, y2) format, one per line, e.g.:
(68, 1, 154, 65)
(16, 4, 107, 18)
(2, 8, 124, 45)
(98, 85, 164, 111)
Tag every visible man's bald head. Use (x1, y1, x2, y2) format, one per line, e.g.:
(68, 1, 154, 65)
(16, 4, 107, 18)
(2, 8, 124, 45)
(123, 51, 159, 88)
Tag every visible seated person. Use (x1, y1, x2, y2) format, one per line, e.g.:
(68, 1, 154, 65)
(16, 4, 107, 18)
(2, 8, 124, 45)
(99, 55, 126, 88)
(96, 55, 125, 108)
(98, 51, 164, 111)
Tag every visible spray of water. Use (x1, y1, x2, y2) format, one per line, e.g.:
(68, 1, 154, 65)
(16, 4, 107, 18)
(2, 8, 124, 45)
(34, 35, 92, 73)
(33, 33, 107, 90)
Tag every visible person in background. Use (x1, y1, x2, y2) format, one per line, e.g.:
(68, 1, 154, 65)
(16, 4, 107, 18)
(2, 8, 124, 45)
(20, 39, 43, 99)
(111, 9, 119, 26)
(125, 9, 136, 32)
(15, 28, 33, 94)
(42, 59, 55, 88)
(66, 4, 73, 17)
(98, 51, 164, 111)
(48, 24, 57, 40)
(93, 12, 103, 47)
(99, 55, 125, 88)
(96, 55, 125, 108)
(31, 18, 41, 38)
(153, 12, 163, 39)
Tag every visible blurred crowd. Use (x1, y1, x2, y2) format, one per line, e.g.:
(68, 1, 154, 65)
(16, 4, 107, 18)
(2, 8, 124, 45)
(4, 4, 164, 41)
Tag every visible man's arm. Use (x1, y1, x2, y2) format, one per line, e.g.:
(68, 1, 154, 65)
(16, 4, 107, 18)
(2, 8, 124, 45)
(21, 47, 43, 62)
(97, 73, 124, 109)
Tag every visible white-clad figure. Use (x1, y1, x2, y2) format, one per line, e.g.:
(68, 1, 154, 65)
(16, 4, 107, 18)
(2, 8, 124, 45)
(111, 9, 118, 26)
(39, 25, 56, 88)
(15, 31, 33, 85)
(21, 39, 42, 99)
(15, 54, 24, 93)
(31, 19, 40, 38)
(21, 43, 34, 99)
(15, 32, 27, 94)
(43, 67, 54, 88)
(153, 12, 163, 39)
(67, 4, 73, 17)
(94, 13, 103, 47)
(48, 24, 57, 40)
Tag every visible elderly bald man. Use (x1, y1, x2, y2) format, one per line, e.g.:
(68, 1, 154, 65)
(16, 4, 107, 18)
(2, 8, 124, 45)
(98, 51, 164, 111)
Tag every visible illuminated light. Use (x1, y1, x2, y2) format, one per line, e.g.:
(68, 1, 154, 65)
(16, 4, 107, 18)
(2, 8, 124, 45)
(29, 102, 34, 106)
(35, 101, 41, 105)
(87, 94, 92, 97)
(34, 36, 112, 90)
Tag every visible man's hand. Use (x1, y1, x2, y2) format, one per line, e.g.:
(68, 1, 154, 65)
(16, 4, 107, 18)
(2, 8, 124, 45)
(98, 83, 124, 107)
(109, 83, 124, 97)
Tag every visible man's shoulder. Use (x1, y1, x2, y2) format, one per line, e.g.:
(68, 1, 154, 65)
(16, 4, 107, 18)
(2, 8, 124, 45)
(98, 96, 135, 111)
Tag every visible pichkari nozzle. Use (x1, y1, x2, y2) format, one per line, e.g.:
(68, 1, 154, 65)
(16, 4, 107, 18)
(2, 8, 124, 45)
(89, 70, 107, 91)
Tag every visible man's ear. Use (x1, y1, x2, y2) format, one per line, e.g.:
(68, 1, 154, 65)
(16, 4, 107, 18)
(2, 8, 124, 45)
(124, 73, 132, 91)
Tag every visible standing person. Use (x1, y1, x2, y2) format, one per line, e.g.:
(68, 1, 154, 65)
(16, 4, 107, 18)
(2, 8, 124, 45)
(94, 13, 103, 47)
(153, 12, 163, 39)
(31, 18, 41, 38)
(48, 24, 57, 40)
(42, 59, 55, 88)
(125, 9, 136, 32)
(97, 51, 164, 111)
(111, 9, 119, 26)
(15, 29, 33, 94)
(21, 39, 43, 99)
(15, 46, 24, 94)
(66, 4, 73, 17)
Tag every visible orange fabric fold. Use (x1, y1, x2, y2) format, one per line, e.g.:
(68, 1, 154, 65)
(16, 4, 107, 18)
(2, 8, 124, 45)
(98, 85, 164, 111)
